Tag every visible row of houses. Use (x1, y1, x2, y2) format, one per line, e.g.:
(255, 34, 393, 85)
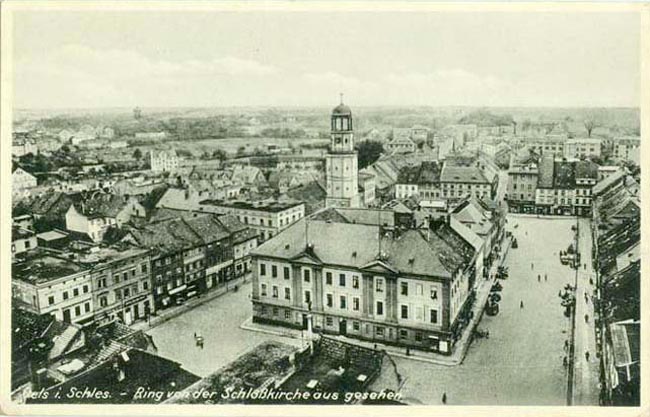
(590, 170, 640, 406)
(250, 195, 503, 355)
(506, 155, 602, 216)
(12, 209, 259, 327)
(394, 159, 497, 204)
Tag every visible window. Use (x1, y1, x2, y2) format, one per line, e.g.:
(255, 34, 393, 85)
(376, 278, 384, 292)
(401, 305, 409, 319)
(376, 326, 385, 337)
(430, 309, 438, 324)
(261, 283, 267, 296)
(84, 302, 90, 313)
(124, 288, 130, 298)
(339, 274, 346, 287)
(376, 301, 384, 316)
(63, 291, 69, 300)
(303, 269, 311, 283)
(326, 317, 333, 326)
(400, 329, 408, 339)
(284, 267, 290, 280)
(141, 263, 148, 273)
(353, 297, 360, 311)
(273, 307, 278, 316)
(304, 290, 311, 304)
(353, 321, 360, 331)
(340, 295, 347, 309)
(100, 296, 108, 307)
(73, 288, 79, 297)
(325, 272, 332, 285)
(48, 296, 55, 305)
(352, 276, 359, 289)
(272, 286, 278, 298)
(75, 306, 81, 316)
(326, 294, 333, 307)
(400, 282, 408, 296)
(123, 272, 128, 281)
(83, 285, 89, 293)
(272, 265, 278, 278)
(284, 310, 291, 319)
(143, 281, 149, 291)
(284, 287, 291, 300)
(430, 288, 438, 300)
(260, 263, 266, 276)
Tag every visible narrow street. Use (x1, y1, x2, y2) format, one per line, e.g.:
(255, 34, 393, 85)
(571, 217, 600, 405)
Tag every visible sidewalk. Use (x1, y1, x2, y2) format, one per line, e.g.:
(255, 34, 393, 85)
(571, 219, 600, 405)
(241, 235, 513, 367)
(131, 274, 250, 332)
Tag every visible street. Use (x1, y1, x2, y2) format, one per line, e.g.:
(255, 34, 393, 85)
(572, 217, 600, 405)
(386, 215, 578, 405)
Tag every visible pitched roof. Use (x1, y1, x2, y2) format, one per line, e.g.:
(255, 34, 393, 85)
(253, 218, 474, 278)
(537, 155, 555, 188)
(440, 165, 489, 184)
(592, 170, 626, 196)
(73, 193, 128, 219)
(575, 160, 599, 179)
(553, 161, 575, 189)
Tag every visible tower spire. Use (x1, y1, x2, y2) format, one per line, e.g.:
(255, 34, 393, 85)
(339, 92, 344, 105)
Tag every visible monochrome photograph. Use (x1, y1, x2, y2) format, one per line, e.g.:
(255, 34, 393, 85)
(0, 2, 646, 414)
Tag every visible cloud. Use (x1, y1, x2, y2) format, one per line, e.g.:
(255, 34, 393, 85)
(14, 44, 279, 107)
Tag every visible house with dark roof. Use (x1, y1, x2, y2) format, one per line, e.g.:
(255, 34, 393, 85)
(250, 208, 478, 355)
(65, 193, 132, 243)
(439, 164, 491, 203)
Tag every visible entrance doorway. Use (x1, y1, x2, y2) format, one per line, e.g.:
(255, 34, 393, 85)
(339, 319, 347, 335)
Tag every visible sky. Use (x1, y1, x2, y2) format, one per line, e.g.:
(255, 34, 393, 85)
(12, 10, 641, 109)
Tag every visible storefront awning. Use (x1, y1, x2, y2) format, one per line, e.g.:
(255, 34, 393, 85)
(168, 284, 187, 295)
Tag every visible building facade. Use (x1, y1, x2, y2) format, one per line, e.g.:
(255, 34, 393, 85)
(150, 150, 180, 173)
(250, 212, 478, 355)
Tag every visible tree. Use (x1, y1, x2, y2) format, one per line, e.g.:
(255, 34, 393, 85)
(133, 148, 142, 160)
(584, 119, 599, 138)
(356, 140, 384, 169)
(212, 148, 228, 160)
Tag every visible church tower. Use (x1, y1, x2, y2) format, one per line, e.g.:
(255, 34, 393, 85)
(326, 96, 359, 208)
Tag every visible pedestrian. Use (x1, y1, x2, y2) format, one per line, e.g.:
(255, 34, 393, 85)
(558, 290, 562, 297)
(531, 262, 534, 270)
(563, 356, 568, 367)
(406, 347, 410, 356)
(538, 274, 541, 282)
(544, 274, 547, 282)
(585, 314, 589, 323)
(584, 263, 587, 270)
(520, 300, 524, 309)
(589, 278, 594, 286)
(585, 351, 590, 361)
(564, 340, 568, 351)
(442, 392, 447, 404)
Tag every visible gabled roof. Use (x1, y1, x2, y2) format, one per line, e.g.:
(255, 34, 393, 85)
(253, 217, 474, 279)
(440, 165, 489, 184)
(592, 170, 626, 196)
